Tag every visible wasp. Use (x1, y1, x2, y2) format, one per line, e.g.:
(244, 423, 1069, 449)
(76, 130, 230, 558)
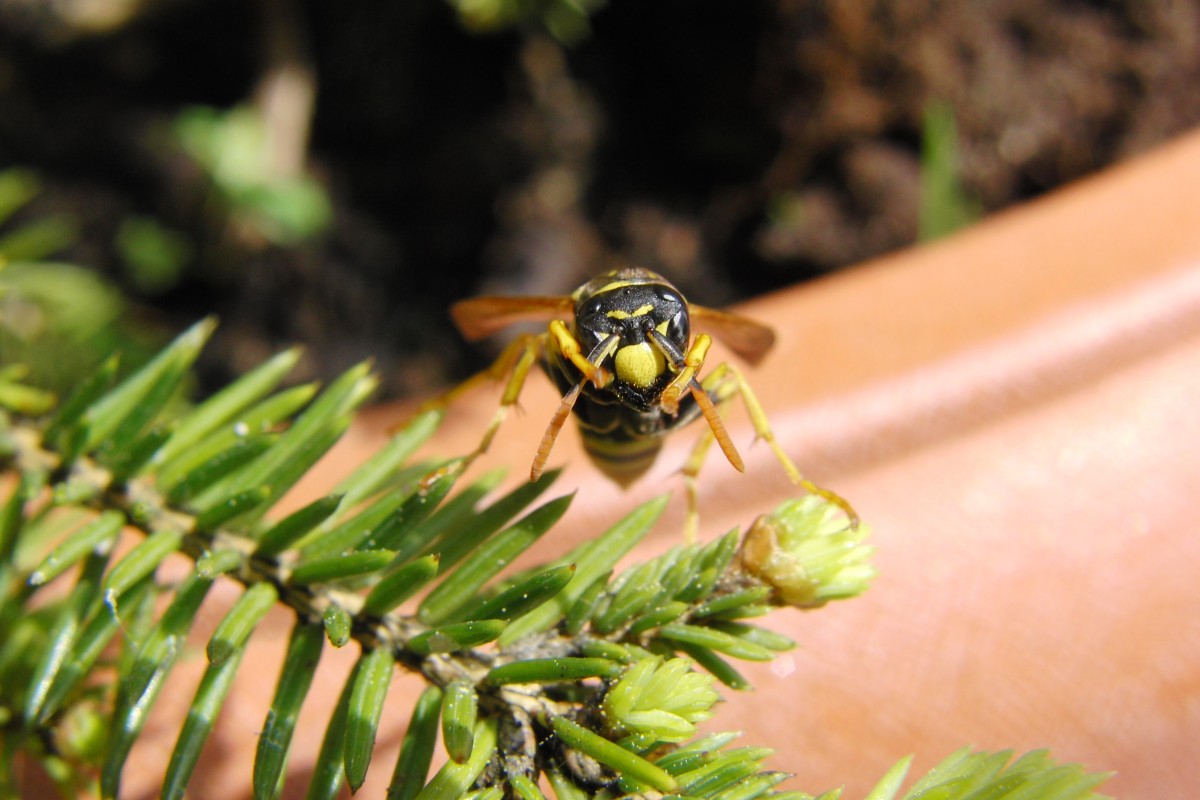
(434, 267, 856, 537)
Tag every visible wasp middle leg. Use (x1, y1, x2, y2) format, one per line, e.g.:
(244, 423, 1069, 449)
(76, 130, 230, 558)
(655, 332, 746, 479)
(412, 332, 546, 486)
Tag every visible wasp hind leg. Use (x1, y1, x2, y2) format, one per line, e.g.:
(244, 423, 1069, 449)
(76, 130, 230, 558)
(680, 363, 859, 541)
(410, 332, 545, 486)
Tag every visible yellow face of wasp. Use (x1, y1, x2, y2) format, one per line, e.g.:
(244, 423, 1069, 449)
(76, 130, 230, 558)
(614, 341, 665, 388)
(608, 311, 673, 389)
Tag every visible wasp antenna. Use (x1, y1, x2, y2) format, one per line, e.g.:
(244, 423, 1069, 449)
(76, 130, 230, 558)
(531, 381, 584, 480)
(689, 380, 743, 472)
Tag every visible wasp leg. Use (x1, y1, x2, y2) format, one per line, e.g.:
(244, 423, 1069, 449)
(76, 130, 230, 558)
(658, 332, 712, 414)
(652, 331, 745, 476)
(410, 332, 545, 487)
(548, 319, 614, 388)
(724, 363, 860, 528)
(681, 363, 860, 537)
(531, 379, 583, 481)
(532, 329, 621, 480)
(413, 331, 541, 414)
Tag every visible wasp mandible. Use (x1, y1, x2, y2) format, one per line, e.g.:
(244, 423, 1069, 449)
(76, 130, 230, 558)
(432, 267, 856, 537)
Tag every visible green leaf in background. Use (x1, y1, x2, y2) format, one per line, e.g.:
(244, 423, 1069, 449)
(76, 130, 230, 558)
(322, 604, 352, 648)
(161, 642, 248, 800)
(361, 553, 440, 616)
(408, 619, 506, 655)
(255, 493, 345, 558)
(444, 0, 605, 44)
(173, 105, 332, 244)
(253, 622, 325, 800)
(440, 680, 478, 763)
(413, 718, 497, 800)
(919, 101, 981, 242)
(0, 168, 40, 226)
(0, 261, 157, 397)
(0, 218, 76, 263)
(102, 573, 216, 799)
(417, 493, 572, 626)
(345, 647, 396, 792)
(151, 347, 303, 471)
(115, 216, 193, 295)
(485, 657, 622, 686)
(550, 716, 677, 793)
(206, 582, 279, 666)
(387, 685, 443, 800)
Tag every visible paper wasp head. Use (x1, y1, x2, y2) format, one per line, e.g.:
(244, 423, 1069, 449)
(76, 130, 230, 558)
(570, 269, 692, 411)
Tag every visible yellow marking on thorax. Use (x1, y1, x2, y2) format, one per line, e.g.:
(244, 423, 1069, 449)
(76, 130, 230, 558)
(606, 303, 654, 320)
(595, 279, 638, 294)
(615, 342, 666, 388)
(574, 279, 639, 301)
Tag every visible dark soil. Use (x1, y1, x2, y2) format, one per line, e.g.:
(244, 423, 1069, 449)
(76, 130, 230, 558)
(2, 0, 1198, 397)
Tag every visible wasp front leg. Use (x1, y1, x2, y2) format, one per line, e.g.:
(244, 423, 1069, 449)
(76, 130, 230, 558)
(548, 319, 614, 389)
(531, 324, 623, 480)
(658, 333, 710, 414)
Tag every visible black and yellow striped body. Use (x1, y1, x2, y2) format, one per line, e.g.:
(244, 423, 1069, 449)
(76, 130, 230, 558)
(541, 268, 705, 485)
(441, 265, 859, 534)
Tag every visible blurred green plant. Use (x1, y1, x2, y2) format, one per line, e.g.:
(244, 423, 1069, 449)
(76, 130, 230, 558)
(445, 0, 606, 44)
(918, 101, 981, 242)
(0, 168, 162, 397)
(0, 314, 1113, 797)
(114, 216, 193, 296)
(0, 170, 76, 264)
(172, 105, 332, 245)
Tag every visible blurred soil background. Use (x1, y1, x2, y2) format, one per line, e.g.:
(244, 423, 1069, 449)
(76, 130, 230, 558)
(1, 0, 1199, 399)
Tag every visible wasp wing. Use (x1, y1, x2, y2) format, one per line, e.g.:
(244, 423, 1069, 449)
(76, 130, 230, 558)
(690, 305, 777, 366)
(450, 296, 575, 341)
